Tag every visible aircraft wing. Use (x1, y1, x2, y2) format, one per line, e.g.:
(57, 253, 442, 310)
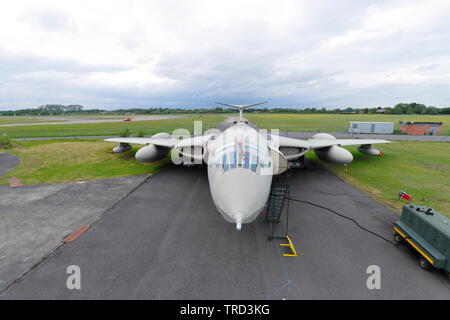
(104, 137, 178, 148)
(174, 134, 214, 149)
(271, 135, 311, 149)
(105, 134, 215, 150)
(272, 135, 390, 150)
(106, 133, 216, 163)
(329, 139, 391, 147)
(307, 138, 391, 149)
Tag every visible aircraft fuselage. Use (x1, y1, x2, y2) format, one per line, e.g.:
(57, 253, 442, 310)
(207, 123, 273, 230)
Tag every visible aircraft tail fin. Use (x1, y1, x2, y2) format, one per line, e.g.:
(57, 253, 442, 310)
(215, 101, 268, 109)
(215, 101, 268, 121)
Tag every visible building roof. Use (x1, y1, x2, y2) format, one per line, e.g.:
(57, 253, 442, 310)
(349, 121, 394, 124)
(400, 121, 443, 125)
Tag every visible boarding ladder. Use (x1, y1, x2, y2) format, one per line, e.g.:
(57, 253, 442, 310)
(266, 183, 289, 223)
(265, 179, 297, 256)
(266, 181, 290, 239)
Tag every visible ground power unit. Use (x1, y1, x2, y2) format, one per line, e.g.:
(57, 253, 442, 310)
(394, 204, 450, 275)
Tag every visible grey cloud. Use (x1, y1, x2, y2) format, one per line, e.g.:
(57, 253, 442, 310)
(0, 50, 131, 76)
(416, 63, 439, 71)
(21, 7, 76, 32)
(2, 0, 450, 109)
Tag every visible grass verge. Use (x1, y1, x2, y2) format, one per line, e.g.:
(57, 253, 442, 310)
(0, 139, 168, 185)
(307, 141, 450, 218)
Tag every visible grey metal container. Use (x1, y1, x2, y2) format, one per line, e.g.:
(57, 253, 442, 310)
(348, 121, 394, 134)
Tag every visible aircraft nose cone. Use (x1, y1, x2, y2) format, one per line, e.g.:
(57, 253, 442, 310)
(235, 212, 243, 230)
(209, 168, 271, 225)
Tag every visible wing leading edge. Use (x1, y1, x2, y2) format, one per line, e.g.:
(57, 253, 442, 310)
(104, 137, 177, 148)
(105, 133, 215, 154)
(272, 135, 391, 150)
(272, 135, 391, 165)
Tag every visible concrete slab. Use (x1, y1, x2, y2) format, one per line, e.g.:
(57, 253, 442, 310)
(0, 175, 150, 292)
(0, 152, 20, 176)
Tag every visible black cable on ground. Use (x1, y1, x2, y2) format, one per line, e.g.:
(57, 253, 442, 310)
(287, 197, 399, 246)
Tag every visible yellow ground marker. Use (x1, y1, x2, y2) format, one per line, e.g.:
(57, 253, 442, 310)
(280, 235, 298, 257)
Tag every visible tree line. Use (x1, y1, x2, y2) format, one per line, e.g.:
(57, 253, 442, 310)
(1, 103, 449, 116)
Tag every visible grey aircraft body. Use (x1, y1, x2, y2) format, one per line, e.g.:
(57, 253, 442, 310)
(106, 102, 390, 230)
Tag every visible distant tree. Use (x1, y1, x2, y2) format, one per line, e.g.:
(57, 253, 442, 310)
(344, 107, 353, 113)
(406, 106, 414, 114)
(393, 104, 403, 114)
(428, 107, 438, 115)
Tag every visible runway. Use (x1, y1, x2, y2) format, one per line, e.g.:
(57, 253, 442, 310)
(0, 115, 185, 127)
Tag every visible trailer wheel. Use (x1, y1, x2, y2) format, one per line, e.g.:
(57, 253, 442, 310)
(419, 256, 432, 271)
(394, 233, 403, 244)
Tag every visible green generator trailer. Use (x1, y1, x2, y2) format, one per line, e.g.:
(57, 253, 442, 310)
(393, 204, 450, 274)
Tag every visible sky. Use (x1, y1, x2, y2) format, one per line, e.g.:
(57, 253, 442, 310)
(1, 0, 450, 110)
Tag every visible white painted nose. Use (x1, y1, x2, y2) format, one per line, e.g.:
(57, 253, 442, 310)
(216, 169, 260, 221)
(210, 167, 271, 227)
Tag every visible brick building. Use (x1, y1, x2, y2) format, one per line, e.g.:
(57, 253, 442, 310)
(399, 121, 443, 135)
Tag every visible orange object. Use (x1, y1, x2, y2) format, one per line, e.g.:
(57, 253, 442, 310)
(63, 225, 90, 243)
(7, 177, 23, 188)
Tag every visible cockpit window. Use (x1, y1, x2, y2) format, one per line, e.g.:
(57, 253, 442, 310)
(230, 151, 237, 169)
(214, 142, 270, 174)
(243, 151, 250, 169)
(222, 153, 229, 172)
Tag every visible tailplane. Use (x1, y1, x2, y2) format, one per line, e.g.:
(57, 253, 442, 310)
(215, 101, 268, 122)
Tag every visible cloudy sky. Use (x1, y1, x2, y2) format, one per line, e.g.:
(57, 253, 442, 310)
(1, 0, 450, 110)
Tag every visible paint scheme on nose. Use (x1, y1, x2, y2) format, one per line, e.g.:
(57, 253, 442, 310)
(209, 167, 272, 227)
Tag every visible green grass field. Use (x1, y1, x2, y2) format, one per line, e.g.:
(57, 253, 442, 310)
(246, 113, 450, 135)
(309, 141, 450, 218)
(0, 139, 168, 185)
(0, 114, 226, 138)
(2, 113, 448, 137)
